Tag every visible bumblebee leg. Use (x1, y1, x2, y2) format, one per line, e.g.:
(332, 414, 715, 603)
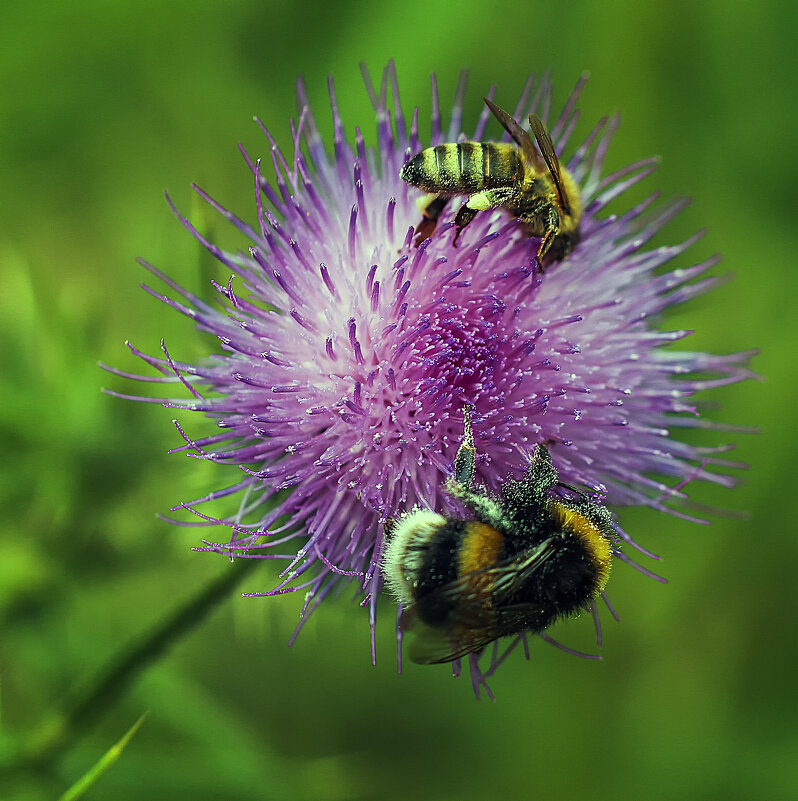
(446, 412, 505, 528)
(525, 444, 559, 497)
(414, 194, 450, 247)
(555, 481, 591, 505)
(453, 406, 476, 488)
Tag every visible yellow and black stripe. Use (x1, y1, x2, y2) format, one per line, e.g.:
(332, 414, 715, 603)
(548, 500, 613, 595)
(400, 142, 524, 194)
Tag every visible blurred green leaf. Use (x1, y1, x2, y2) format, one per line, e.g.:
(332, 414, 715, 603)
(57, 713, 148, 801)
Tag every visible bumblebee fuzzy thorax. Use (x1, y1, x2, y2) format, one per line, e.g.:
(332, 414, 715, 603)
(548, 501, 613, 595)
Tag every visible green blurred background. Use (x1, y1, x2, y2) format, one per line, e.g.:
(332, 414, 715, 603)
(1, 1, 795, 799)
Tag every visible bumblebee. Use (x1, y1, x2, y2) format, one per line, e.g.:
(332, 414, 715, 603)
(399, 97, 582, 267)
(382, 409, 615, 664)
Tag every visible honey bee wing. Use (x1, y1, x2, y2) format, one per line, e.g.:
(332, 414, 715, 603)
(483, 96, 545, 171)
(528, 114, 570, 212)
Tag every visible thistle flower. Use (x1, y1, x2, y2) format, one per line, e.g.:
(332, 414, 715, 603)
(110, 64, 752, 696)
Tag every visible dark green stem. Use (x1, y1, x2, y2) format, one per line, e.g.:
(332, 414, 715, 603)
(4, 557, 261, 777)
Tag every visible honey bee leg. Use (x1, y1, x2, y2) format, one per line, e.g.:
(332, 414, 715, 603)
(542, 230, 579, 268)
(453, 187, 518, 246)
(453, 407, 476, 488)
(452, 203, 480, 247)
(413, 194, 450, 247)
(536, 205, 560, 271)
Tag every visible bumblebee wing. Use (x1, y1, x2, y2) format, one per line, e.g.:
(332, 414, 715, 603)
(403, 600, 551, 665)
(400, 540, 557, 665)
(528, 114, 570, 213)
(402, 616, 499, 665)
(489, 538, 556, 603)
(483, 96, 545, 171)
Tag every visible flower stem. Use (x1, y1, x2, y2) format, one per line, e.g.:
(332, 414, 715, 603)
(3, 557, 260, 778)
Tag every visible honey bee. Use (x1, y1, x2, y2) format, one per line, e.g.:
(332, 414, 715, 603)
(382, 409, 615, 664)
(399, 97, 582, 268)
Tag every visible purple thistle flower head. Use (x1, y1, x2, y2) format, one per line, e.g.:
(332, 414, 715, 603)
(110, 63, 753, 696)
